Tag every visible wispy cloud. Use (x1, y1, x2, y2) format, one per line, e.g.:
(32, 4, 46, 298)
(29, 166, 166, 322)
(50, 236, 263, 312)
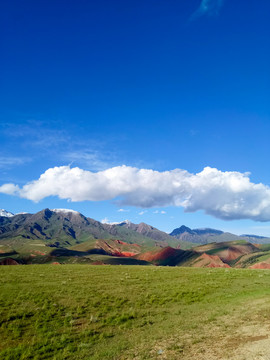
(1, 120, 69, 148)
(63, 150, 112, 171)
(0, 156, 31, 168)
(1, 120, 118, 170)
(190, 0, 224, 20)
(118, 208, 129, 212)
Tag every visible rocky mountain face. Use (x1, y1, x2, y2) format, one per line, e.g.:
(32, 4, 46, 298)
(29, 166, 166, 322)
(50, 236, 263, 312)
(170, 225, 195, 237)
(119, 221, 176, 243)
(0, 209, 103, 247)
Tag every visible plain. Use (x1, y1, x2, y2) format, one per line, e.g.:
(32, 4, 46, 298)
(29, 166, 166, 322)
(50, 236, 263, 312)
(1, 265, 270, 359)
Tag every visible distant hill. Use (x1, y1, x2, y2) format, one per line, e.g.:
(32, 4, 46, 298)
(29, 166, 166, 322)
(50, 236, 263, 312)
(111, 220, 193, 248)
(135, 240, 262, 268)
(170, 225, 270, 245)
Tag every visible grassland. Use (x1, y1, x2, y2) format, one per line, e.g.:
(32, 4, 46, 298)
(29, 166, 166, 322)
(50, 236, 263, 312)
(1, 265, 270, 359)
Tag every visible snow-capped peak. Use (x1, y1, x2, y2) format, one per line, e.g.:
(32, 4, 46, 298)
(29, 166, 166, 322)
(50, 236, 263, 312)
(0, 209, 14, 217)
(118, 219, 131, 225)
(51, 208, 80, 215)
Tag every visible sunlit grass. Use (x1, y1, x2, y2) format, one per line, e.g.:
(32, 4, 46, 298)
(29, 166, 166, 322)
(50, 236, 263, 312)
(1, 265, 270, 359)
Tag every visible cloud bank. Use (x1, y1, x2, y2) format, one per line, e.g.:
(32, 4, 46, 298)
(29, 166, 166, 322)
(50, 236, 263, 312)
(1, 165, 270, 221)
(191, 0, 224, 19)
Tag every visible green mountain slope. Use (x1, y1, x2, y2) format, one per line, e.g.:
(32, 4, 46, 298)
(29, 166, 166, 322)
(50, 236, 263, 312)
(0, 209, 194, 263)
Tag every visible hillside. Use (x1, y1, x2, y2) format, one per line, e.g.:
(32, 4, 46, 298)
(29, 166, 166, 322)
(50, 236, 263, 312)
(136, 246, 197, 266)
(133, 240, 263, 269)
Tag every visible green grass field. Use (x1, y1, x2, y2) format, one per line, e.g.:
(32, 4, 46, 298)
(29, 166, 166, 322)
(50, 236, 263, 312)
(1, 265, 270, 359)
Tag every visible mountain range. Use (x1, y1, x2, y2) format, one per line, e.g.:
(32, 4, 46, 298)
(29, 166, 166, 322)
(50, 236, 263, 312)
(1, 208, 270, 269)
(0, 208, 189, 248)
(169, 225, 270, 245)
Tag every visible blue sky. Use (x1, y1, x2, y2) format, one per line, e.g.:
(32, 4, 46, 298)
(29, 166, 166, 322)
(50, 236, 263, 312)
(0, 0, 270, 235)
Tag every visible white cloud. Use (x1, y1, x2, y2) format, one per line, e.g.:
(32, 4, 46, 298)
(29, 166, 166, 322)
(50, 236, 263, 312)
(139, 211, 146, 215)
(153, 210, 166, 214)
(101, 217, 109, 224)
(101, 217, 129, 225)
(0, 183, 20, 195)
(2, 165, 270, 221)
(118, 208, 129, 212)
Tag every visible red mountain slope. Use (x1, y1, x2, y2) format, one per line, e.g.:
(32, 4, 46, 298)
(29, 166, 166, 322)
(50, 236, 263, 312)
(193, 253, 230, 268)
